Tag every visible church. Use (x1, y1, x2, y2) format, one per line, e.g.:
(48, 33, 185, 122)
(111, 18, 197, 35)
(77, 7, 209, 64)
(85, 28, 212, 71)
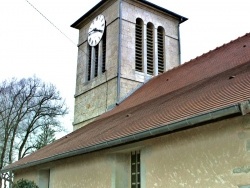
(2, 0, 250, 187)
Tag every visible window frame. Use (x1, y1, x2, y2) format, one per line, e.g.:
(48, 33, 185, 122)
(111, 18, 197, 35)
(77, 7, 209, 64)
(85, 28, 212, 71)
(157, 26, 165, 74)
(131, 151, 141, 188)
(146, 22, 154, 75)
(135, 18, 144, 73)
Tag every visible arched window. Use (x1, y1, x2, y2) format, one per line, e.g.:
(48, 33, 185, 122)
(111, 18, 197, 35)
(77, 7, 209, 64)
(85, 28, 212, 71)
(147, 22, 154, 75)
(135, 18, 143, 72)
(135, 19, 166, 76)
(157, 26, 165, 74)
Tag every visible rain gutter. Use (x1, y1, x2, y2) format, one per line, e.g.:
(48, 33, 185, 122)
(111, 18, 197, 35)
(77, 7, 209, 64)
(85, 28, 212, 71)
(2, 101, 250, 173)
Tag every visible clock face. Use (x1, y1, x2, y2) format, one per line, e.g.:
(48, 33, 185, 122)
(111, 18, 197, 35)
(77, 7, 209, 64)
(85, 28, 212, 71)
(88, 15, 106, 47)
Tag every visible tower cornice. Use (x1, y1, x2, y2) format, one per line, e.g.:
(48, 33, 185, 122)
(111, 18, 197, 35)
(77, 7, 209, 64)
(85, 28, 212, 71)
(71, 0, 187, 29)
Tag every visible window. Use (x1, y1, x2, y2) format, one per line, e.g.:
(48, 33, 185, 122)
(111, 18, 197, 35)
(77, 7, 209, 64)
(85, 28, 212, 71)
(87, 45, 92, 81)
(135, 18, 143, 72)
(157, 26, 165, 74)
(146, 23, 154, 75)
(86, 30, 106, 81)
(102, 29, 106, 73)
(135, 18, 166, 76)
(131, 151, 140, 188)
(94, 45, 99, 78)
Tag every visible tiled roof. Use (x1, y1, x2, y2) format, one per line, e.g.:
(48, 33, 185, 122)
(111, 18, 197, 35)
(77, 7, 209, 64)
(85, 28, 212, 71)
(3, 33, 250, 172)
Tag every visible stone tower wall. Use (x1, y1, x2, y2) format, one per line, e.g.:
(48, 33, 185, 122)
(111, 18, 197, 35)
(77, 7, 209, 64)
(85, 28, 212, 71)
(73, 0, 182, 130)
(74, 0, 120, 129)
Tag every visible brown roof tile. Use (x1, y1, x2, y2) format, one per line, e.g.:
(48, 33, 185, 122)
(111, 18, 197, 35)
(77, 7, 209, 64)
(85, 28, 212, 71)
(101, 33, 250, 118)
(4, 33, 250, 171)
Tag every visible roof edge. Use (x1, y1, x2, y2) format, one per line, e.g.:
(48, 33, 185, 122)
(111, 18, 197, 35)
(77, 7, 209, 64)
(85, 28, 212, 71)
(140, 0, 187, 23)
(71, 0, 104, 29)
(183, 33, 250, 65)
(3, 101, 249, 173)
(71, 0, 187, 29)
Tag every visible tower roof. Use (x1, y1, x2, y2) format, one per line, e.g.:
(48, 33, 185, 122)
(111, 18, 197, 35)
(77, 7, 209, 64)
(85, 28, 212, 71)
(3, 33, 250, 173)
(71, 0, 187, 29)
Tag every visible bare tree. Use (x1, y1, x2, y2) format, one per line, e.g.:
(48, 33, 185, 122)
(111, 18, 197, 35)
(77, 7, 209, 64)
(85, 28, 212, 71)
(0, 77, 68, 187)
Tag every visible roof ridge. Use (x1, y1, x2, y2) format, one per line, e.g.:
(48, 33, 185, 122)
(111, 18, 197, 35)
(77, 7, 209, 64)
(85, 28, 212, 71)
(183, 32, 250, 65)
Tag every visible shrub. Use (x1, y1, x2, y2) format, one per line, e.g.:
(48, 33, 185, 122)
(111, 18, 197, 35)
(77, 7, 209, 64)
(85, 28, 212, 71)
(13, 179, 39, 188)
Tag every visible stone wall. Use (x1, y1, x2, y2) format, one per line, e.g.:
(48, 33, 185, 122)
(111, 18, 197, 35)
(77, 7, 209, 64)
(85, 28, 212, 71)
(73, 78, 118, 129)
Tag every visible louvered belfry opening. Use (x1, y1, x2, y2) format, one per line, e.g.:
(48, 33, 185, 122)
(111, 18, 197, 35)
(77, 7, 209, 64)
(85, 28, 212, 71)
(135, 18, 143, 72)
(157, 26, 165, 74)
(102, 29, 106, 73)
(94, 45, 99, 78)
(86, 28, 106, 82)
(87, 45, 92, 81)
(147, 23, 154, 75)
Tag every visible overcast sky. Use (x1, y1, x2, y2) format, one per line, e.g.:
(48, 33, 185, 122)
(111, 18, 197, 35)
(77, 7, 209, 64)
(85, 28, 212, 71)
(1, 0, 249, 134)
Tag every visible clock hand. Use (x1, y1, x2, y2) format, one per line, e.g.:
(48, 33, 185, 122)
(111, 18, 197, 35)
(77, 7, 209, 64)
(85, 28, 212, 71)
(93, 28, 103, 32)
(88, 28, 103, 35)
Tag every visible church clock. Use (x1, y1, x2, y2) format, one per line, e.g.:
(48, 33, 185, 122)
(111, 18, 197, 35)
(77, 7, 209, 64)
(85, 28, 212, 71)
(88, 15, 106, 46)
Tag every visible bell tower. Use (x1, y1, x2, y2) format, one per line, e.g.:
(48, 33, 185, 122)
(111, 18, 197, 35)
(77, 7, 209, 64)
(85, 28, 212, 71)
(71, 0, 187, 130)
